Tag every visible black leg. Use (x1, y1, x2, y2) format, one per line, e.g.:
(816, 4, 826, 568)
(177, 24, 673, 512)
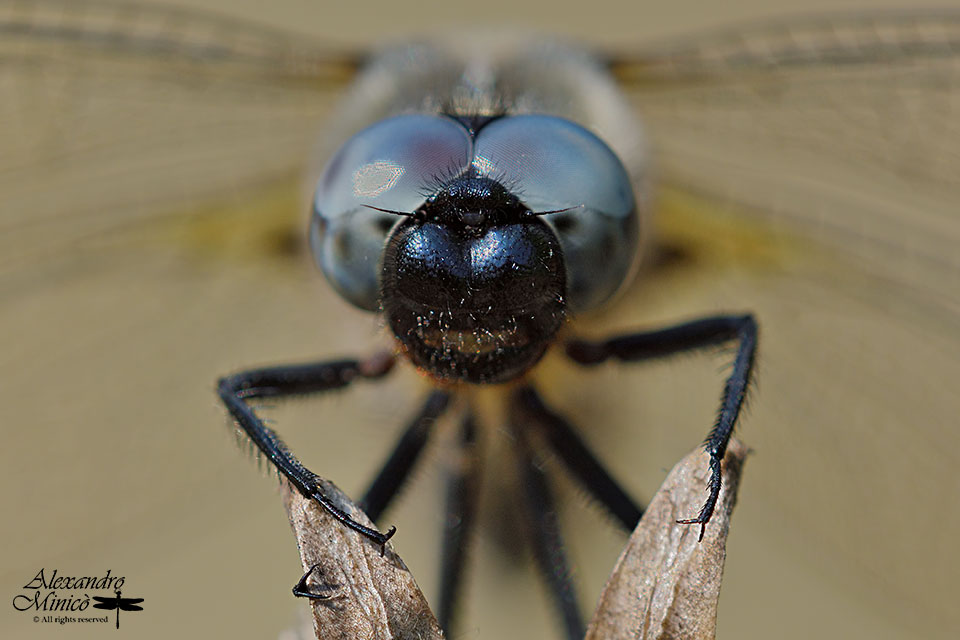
(511, 409, 585, 640)
(512, 385, 643, 533)
(218, 352, 398, 548)
(292, 563, 337, 600)
(358, 390, 452, 521)
(437, 411, 482, 635)
(566, 313, 758, 540)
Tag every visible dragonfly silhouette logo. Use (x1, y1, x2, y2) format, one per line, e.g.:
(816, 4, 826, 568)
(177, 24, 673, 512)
(92, 590, 145, 629)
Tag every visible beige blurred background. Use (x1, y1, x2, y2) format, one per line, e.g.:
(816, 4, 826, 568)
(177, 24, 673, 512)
(2, 0, 958, 639)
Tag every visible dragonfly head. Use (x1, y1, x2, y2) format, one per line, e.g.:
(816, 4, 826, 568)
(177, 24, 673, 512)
(309, 113, 641, 383)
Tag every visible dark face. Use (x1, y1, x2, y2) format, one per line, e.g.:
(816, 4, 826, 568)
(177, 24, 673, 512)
(380, 176, 566, 384)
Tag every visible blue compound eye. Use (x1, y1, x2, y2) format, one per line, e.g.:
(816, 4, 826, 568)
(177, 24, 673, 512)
(473, 115, 635, 218)
(474, 115, 639, 311)
(310, 115, 472, 310)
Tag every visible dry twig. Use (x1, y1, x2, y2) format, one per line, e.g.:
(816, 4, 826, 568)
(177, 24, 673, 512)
(281, 438, 748, 639)
(280, 479, 443, 640)
(586, 438, 749, 640)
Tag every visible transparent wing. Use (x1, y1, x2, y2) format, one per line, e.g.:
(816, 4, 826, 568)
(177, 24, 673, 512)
(613, 11, 960, 330)
(0, 0, 359, 287)
(580, 12, 960, 638)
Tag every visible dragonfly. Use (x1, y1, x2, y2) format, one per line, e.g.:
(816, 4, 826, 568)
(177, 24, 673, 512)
(2, 1, 958, 639)
(215, 32, 759, 639)
(91, 589, 145, 630)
